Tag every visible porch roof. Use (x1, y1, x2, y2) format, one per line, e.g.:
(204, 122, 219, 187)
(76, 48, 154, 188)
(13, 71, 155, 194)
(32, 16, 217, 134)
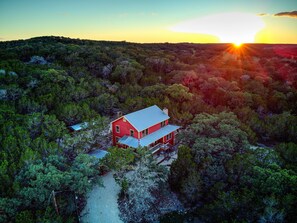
(118, 124, 180, 148)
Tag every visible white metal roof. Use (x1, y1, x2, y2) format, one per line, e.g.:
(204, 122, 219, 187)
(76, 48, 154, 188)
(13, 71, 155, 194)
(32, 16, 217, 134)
(124, 105, 169, 131)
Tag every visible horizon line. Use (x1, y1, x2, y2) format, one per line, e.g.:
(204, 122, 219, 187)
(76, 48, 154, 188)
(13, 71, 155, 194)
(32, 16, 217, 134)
(1, 35, 297, 45)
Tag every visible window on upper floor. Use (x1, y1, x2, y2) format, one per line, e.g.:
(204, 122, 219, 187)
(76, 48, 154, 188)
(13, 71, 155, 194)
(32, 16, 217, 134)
(116, 125, 120, 133)
(161, 121, 166, 127)
(142, 128, 149, 137)
(130, 129, 134, 137)
(166, 133, 172, 141)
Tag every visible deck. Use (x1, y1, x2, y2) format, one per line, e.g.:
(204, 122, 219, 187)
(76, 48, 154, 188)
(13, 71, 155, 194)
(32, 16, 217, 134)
(149, 143, 170, 154)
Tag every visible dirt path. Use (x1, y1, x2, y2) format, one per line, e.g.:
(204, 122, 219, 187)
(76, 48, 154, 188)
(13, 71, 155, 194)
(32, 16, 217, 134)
(80, 172, 123, 223)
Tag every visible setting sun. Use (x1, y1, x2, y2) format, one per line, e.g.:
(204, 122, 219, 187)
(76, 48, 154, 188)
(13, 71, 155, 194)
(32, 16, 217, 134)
(171, 12, 265, 44)
(233, 42, 243, 47)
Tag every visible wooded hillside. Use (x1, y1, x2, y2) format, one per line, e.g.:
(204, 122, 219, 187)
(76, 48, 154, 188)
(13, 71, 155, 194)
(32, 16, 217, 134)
(0, 36, 296, 222)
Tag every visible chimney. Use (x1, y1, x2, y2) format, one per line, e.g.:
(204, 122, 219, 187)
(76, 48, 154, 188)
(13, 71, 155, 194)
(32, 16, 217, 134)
(163, 108, 168, 116)
(117, 111, 123, 118)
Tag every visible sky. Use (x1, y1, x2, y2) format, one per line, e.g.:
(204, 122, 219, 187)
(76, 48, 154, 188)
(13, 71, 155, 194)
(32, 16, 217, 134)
(0, 0, 296, 43)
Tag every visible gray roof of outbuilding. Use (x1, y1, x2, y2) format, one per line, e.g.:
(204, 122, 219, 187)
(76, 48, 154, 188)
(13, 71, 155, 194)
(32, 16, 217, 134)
(69, 122, 88, 131)
(88, 149, 109, 159)
(124, 105, 169, 131)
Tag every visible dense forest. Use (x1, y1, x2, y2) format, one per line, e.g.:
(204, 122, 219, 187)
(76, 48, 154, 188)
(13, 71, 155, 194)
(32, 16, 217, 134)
(0, 36, 297, 222)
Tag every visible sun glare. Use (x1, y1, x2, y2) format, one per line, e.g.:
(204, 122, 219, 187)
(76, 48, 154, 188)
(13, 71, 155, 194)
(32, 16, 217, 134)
(233, 42, 242, 48)
(170, 12, 265, 44)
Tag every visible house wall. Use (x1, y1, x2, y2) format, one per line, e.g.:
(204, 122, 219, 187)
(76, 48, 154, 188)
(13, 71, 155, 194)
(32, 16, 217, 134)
(140, 119, 169, 138)
(112, 117, 138, 146)
(162, 131, 175, 145)
(112, 116, 176, 148)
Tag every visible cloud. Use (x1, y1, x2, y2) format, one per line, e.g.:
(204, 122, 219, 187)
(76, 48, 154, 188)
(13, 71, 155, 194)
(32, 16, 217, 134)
(274, 11, 297, 18)
(170, 12, 265, 43)
(258, 13, 268, 16)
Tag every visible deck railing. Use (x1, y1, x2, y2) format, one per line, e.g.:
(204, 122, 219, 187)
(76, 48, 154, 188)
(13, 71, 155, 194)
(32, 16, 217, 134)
(149, 143, 170, 154)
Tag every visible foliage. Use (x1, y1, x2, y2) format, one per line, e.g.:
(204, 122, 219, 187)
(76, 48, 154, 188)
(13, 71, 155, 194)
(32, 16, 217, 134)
(1, 36, 297, 222)
(102, 146, 135, 171)
(275, 142, 297, 171)
(119, 154, 168, 222)
(63, 116, 108, 155)
(171, 112, 250, 205)
(16, 154, 100, 207)
(170, 112, 297, 222)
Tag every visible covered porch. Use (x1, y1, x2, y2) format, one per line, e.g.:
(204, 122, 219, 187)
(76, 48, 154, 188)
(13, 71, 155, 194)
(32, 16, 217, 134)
(117, 124, 179, 152)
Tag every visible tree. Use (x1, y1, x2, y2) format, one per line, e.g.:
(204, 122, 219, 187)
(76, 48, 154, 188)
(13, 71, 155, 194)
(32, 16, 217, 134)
(0, 198, 20, 223)
(55, 102, 96, 125)
(88, 93, 118, 115)
(42, 114, 68, 143)
(120, 154, 168, 222)
(169, 146, 197, 194)
(15, 210, 35, 223)
(165, 84, 192, 103)
(171, 112, 250, 206)
(102, 146, 135, 171)
(17, 96, 46, 114)
(179, 112, 249, 153)
(111, 60, 144, 84)
(15, 154, 101, 208)
(62, 116, 108, 155)
(275, 142, 297, 171)
(259, 197, 285, 223)
(264, 112, 297, 143)
(87, 116, 109, 140)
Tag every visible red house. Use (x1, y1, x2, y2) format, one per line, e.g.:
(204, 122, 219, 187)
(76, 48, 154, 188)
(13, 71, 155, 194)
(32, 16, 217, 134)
(111, 105, 180, 153)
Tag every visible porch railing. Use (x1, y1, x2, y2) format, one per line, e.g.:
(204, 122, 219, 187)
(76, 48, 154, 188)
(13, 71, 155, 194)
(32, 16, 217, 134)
(149, 143, 170, 154)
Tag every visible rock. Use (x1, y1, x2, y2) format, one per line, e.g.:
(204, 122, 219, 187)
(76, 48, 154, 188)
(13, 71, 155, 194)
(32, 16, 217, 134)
(0, 89, 7, 100)
(27, 79, 38, 88)
(0, 69, 6, 76)
(0, 70, 18, 77)
(28, 56, 48, 65)
(108, 84, 118, 93)
(8, 71, 18, 77)
(102, 64, 113, 78)
(241, 74, 250, 81)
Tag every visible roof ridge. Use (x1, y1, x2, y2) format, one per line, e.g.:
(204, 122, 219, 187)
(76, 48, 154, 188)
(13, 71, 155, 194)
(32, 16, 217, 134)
(124, 105, 158, 118)
(123, 105, 169, 131)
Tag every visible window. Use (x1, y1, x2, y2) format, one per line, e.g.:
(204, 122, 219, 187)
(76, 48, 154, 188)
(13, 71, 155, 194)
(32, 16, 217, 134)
(166, 133, 172, 141)
(161, 121, 166, 127)
(142, 128, 149, 137)
(116, 125, 120, 133)
(116, 137, 120, 142)
(130, 129, 134, 137)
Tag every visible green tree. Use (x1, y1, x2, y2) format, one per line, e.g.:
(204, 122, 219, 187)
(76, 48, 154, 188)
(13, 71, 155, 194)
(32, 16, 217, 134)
(0, 198, 20, 223)
(171, 112, 250, 208)
(102, 146, 135, 171)
(275, 142, 297, 171)
(16, 154, 101, 208)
